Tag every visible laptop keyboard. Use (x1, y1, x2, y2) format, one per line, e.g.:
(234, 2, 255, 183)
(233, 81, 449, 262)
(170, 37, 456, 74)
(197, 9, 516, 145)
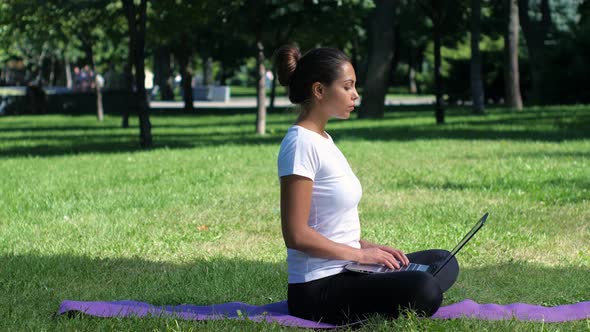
(378, 263, 429, 273)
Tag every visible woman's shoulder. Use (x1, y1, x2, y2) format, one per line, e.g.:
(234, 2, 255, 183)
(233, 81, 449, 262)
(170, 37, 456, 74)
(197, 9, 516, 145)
(278, 126, 323, 177)
(282, 125, 331, 148)
(280, 126, 305, 149)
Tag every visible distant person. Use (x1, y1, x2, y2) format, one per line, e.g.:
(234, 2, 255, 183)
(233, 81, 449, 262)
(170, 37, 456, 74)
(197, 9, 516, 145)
(265, 69, 274, 89)
(103, 63, 117, 91)
(81, 65, 95, 91)
(95, 73, 104, 90)
(73, 66, 82, 91)
(77, 65, 90, 92)
(275, 45, 460, 325)
(25, 82, 46, 114)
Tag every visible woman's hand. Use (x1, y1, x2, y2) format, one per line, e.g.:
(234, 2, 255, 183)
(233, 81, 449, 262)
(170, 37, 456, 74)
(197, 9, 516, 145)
(358, 247, 402, 269)
(358, 240, 410, 269)
(375, 245, 410, 266)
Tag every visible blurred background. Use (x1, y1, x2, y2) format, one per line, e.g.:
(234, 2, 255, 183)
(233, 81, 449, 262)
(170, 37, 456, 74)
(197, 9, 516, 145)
(0, 0, 588, 145)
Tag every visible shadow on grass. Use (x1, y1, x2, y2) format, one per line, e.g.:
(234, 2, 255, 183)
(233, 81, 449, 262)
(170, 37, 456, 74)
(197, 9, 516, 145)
(2, 253, 589, 327)
(0, 134, 285, 158)
(1, 106, 589, 158)
(3, 254, 286, 311)
(3, 254, 588, 307)
(1, 253, 287, 329)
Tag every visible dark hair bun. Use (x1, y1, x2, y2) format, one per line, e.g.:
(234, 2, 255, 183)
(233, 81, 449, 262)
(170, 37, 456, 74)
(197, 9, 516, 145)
(274, 45, 301, 87)
(273, 45, 350, 105)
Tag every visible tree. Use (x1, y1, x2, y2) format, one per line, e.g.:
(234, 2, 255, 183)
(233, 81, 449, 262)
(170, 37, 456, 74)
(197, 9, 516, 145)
(0, 2, 56, 88)
(0, 0, 124, 120)
(150, 2, 196, 112)
(122, 0, 152, 148)
(503, 0, 523, 110)
(418, 0, 467, 124)
(239, 0, 271, 135)
(255, 41, 267, 135)
(266, 2, 307, 114)
(152, 46, 174, 101)
(230, 0, 276, 135)
(73, 6, 111, 122)
(518, 0, 552, 104)
(230, 0, 372, 132)
(150, 1, 220, 112)
(176, 40, 195, 112)
(358, 0, 397, 119)
(280, 1, 372, 112)
(418, 0, 449, 124)
(470, 0, 485, 114)
(396, 2, 430, 95)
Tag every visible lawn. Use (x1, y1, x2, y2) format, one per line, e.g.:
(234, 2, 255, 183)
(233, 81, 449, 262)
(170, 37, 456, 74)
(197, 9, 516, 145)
(0, 105, 589, 331)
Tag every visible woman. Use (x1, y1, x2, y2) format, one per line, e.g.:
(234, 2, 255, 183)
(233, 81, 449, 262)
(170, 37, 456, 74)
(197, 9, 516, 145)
(275, 45, 459, 324)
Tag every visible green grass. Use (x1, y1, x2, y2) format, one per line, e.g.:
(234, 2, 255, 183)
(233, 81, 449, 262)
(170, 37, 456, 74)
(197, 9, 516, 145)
(0, 87, 26, 96)
(229, 85, 287, 97)
(1, 105, 589, 331)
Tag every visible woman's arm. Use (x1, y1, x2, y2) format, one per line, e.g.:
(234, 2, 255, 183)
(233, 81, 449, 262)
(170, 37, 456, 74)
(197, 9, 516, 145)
(280, 175, 402, 269)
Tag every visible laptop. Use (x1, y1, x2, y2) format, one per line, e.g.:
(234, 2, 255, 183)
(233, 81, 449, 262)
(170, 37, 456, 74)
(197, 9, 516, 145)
(345, 212, 489, 276)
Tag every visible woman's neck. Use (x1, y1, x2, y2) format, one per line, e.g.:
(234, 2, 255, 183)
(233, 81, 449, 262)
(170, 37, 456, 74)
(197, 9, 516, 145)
(296, 108, 329, 137)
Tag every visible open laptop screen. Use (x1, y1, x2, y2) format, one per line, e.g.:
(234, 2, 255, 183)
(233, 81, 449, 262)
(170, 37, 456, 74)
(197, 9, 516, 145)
(433, 212, 488, 275)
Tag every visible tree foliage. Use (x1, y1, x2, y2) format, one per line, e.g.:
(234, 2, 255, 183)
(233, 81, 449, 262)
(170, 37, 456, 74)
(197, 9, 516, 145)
(1, 0, 589, 140)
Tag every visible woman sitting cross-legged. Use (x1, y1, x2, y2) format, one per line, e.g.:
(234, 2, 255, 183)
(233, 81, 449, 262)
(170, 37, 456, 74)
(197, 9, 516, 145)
(275, 44, 459, 325)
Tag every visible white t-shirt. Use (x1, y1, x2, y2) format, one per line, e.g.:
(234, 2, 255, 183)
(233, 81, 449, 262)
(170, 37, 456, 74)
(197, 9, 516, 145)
(277, 125, 363, 284)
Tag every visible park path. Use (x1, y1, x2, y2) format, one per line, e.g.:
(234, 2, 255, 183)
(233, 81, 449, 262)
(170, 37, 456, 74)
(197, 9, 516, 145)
(149, 96, 435, 109)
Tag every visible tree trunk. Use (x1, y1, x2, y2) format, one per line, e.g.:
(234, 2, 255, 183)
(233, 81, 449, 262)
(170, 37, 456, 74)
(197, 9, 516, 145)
(122, 1, 136, 129)
(65, 58, 73, 88)
(269, 59, 277, 113)
(358, 0, 397, 119)
(178, 51, 194, 112)
(219, 62, 226, 86)
(154, 46, 174, 100)
(351, 35, 359, 75)
(351, 35, 366, 87)
(470, 0, 485, 114)
(204, 57, 213, 85)
(201, 55, 207, 86)
(390, 26, 402, 86)
(123, 0, 152, 148)
(88, 45, 104, 122)
(255, 41, 266, 135)
(504, 0, 523, 110)
(408, 48, 418, 94)
(49, 56, 55, 86)
(122, 59, 133, 128)
(36, 45, 46, 84)
(518, 0, 551, 104)
(434, 26, 444, 124)
(135, 0, 151, 148)
(409, 67, 417, 94)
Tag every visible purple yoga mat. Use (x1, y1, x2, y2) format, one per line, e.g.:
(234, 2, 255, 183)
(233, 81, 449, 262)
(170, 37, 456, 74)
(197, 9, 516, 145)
(58, 300, 335, 329)
(57, 299, 590, 328)
(433, 299, 590, 322)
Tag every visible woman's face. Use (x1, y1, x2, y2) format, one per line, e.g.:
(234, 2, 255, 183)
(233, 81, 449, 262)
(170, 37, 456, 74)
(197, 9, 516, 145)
(321, 62, 359, 120)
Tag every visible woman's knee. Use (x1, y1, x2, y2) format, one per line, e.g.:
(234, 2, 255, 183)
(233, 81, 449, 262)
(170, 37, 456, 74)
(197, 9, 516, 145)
(412, 272, 443, 317)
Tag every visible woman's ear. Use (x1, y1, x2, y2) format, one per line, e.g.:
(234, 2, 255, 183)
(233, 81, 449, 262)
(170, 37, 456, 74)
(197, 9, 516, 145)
(312, 82, 323, 100)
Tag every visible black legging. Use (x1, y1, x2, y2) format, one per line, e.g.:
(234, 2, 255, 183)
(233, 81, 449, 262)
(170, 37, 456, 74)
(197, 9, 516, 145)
(287, 249, 459, 324)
